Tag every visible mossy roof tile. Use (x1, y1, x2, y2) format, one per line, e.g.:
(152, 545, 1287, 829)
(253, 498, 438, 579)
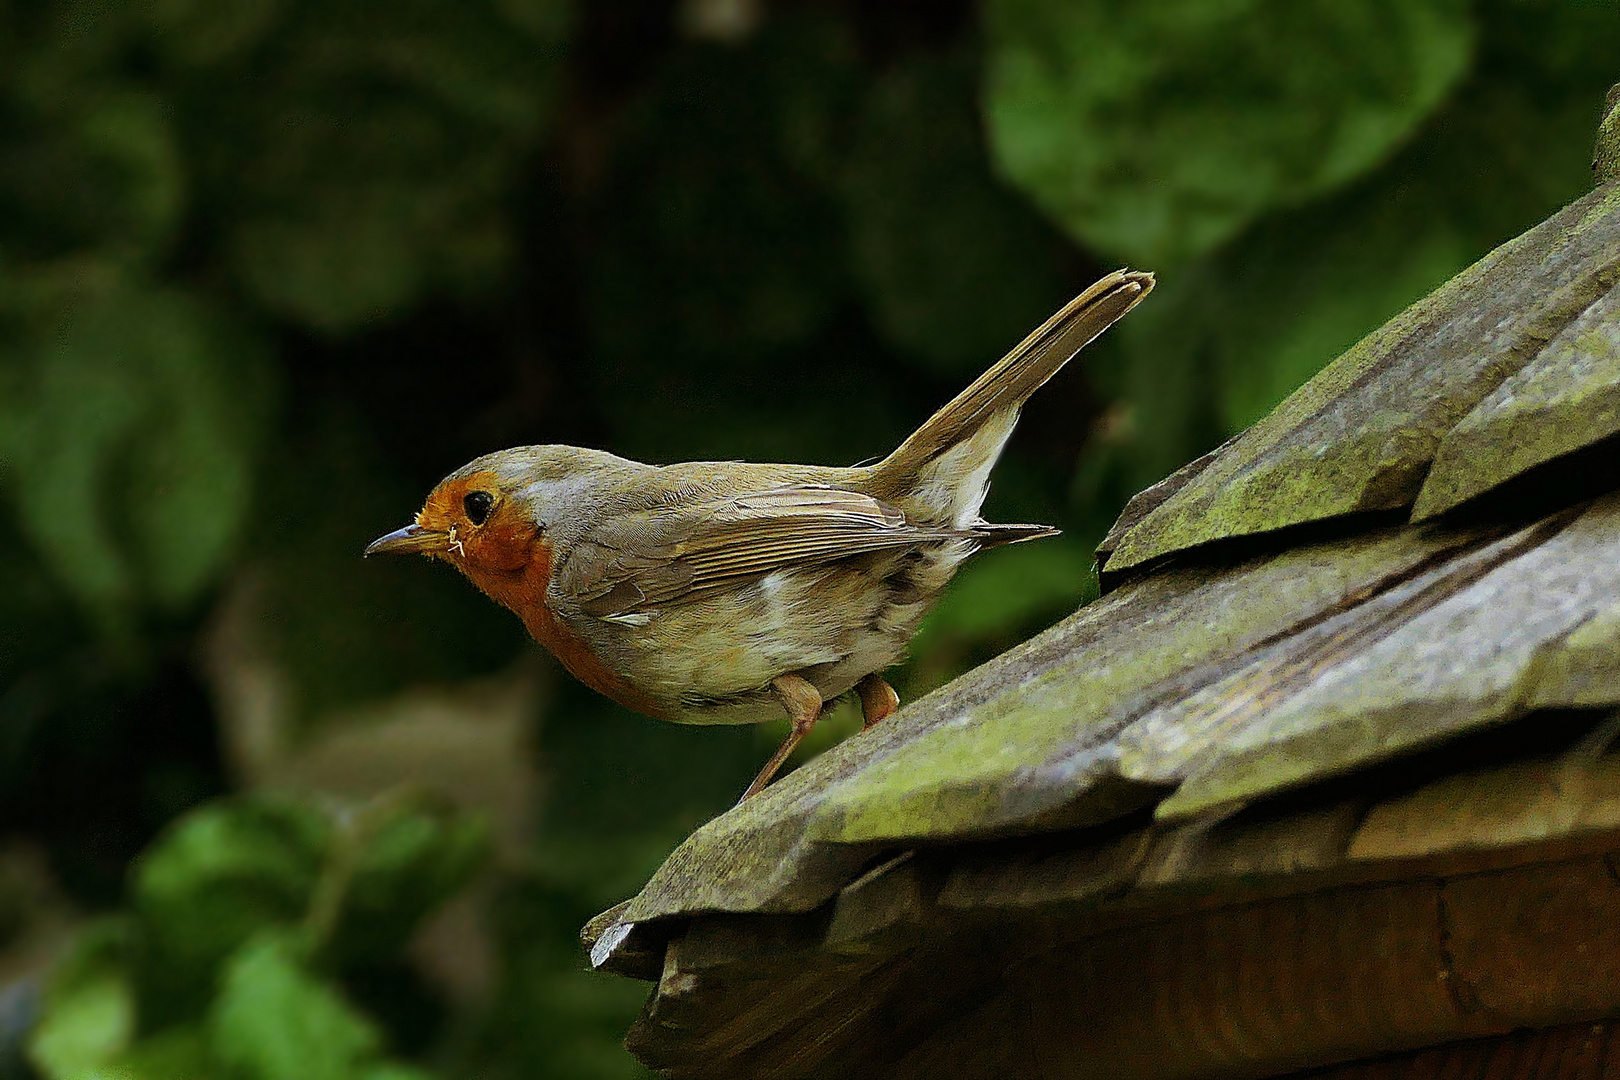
(1102, 181, 1620, 575)
(1414, 278, 1620, 518)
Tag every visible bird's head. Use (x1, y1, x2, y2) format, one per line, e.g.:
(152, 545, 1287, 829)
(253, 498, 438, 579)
(364, 444, 632, 577)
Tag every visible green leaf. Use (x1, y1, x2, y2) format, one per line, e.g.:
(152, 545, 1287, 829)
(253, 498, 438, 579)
(841, 51, 1067, 373)
(209, 933, 379, 1080)
(1, 10, 184, 266)
(350, 1066, 435, 1080)
(983, 0, 1474, 264)
(132, 799, 329, 1020)
(1091, 2, 1620, 492)
(29, 974, 136, 1078)
(142, 0, 284, 67)
(454, 880, 656, 1079)
(108, 1026, 215, 1080)
(329, 796, 491, 965)
(27, 922, 137, 1080)
(0, 277, 274, 626)
(176, 2, 567, 331)
(70, 92, 185, 261)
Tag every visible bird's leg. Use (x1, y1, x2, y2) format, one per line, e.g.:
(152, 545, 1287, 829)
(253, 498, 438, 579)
(856, 673, 899, 731)
(740, 673, 824, 801)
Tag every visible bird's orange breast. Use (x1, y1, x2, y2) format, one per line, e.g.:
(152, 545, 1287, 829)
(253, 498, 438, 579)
(471, 537, 668, 721)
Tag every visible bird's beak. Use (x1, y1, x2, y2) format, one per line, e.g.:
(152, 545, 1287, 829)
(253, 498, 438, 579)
(364, 523, 450, 557)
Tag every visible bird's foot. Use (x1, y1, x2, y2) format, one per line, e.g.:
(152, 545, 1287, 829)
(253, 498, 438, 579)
(739, 673, 824, 802)
(857, 674, 899, 731)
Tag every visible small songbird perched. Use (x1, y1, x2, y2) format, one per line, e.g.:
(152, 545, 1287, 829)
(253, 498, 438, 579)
(367, 270, 1153, 799)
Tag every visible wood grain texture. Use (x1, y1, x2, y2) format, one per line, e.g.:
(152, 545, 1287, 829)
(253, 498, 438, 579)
(1308, 1020, 1620, 1080)
(624, 840, 1620, 1079)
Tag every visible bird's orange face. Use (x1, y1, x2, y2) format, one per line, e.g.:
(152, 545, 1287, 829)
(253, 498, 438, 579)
(368, 467, 557, 645)
(366, 469, 539, 574)
(366, 463, 667, 718)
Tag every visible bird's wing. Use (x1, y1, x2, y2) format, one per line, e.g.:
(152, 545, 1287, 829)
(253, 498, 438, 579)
(554, 484, 973, 618)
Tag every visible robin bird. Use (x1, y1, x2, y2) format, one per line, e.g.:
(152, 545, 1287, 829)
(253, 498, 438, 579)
(366, 269, 1153, 799)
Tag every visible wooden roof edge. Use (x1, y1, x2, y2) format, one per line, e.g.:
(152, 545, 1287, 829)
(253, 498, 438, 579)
(627, 829, 1620, 1079)
(590, 719, 1620, 984)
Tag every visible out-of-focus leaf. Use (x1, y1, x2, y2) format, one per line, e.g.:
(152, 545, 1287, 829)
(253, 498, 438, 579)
(351, 1065, 435, 1080)
(0, 517, 84, 788)
(331, 796, 491, 965)
(1, 0, 184, 267)
(209, 933, 378, 1080)
(26, 921, 135, 1080)
(1094, 3, 1620, 490)
(1211, 19, 1620, 428)
(142, 0, 284, 67)
(110, 1026, 213, 1080)
(983, 0, 1474, 264)
(491, 0, 573, 42)
(841, 52, 1067, 373)
(25, 792, 487, 1077)
(0, 89, 182, 265)
(173, 2, 566, 332)
(132, 799, 328, 1019)
(0, 278, 273, 628)
(577, 16, 938, 471)
(765, 15, 862, 188)
(455, 880, 654, 1080)
(28, 973, 133, 1078)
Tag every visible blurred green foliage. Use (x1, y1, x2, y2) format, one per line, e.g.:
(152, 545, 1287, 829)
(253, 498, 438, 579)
(1, 1, 1616, 1077)
(26, 793, 485, 1080)
(985, 0, 1477, 265)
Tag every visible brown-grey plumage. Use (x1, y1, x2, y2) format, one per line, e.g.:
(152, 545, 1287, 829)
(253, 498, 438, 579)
(366, 269, 1154, 794)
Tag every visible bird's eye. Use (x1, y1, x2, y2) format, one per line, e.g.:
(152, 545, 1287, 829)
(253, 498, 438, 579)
(463, 490, 495, 526)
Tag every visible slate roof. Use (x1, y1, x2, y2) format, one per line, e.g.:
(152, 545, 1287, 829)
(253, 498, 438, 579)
(585, 174, 1620, 1080)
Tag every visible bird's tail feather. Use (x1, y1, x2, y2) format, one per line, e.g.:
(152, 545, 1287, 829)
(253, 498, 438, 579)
(867, 269, 1153, 503)
(972, 522, 1062, 549)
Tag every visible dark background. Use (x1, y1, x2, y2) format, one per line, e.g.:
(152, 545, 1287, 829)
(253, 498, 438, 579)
(1, 1, 1616, 1077)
